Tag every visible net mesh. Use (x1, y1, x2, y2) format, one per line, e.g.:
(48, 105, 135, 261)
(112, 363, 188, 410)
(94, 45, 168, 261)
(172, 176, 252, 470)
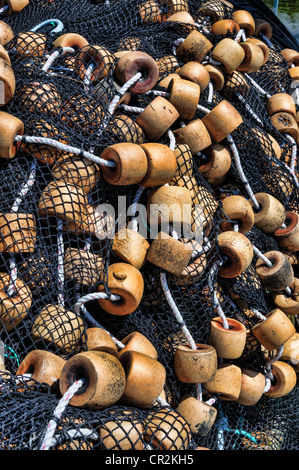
(0, 0, 298, 451)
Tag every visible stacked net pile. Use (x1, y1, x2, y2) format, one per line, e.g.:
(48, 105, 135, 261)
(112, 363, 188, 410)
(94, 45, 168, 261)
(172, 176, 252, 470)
(0, 0, 298, 451)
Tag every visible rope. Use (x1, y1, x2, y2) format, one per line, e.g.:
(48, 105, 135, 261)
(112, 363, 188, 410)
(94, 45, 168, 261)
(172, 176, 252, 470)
(57, 218, 65, 308)
(73, 292, 121, 314)
(160, 272, 197, 350)
(42, 47, 75, 73)
(227, 134, 260, 211)
(40, 379, 84, 450)
(6, 159, 37, 296)
(208, 261, 229, 330)
(14, 135, 115, 168)
(30, 19, 64, 34)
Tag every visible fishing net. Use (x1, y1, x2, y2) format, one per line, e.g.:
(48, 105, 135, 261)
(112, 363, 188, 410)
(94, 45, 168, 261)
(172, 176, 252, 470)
(0, 0, 298, 452)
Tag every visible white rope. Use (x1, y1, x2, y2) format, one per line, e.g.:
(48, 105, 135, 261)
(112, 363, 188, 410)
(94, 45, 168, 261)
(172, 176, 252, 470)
(227, 134, 260, 211)
(40, 379, 84, 450)
(10, 160, 37, 212)
(7, 159, 37, 296)
(42, 47, 75, 73)
(250, 307, 267, 322)
(167, 129, 176, 152)
(235, 92, 264, 126)
(197, 103, 211, 115)
(172, 38, 184, 55)
(31, 19, 64, 34)
(73, 292, 121, 315)
(260, 34, 274, 49)
(0, 5, 8, 14)
(234, 28, 245, 42)
(284, 134, 298, 175)
(194, 23, 210, 35)
(108, 72, 142, 116)
(130, 185, 145, 232)
(160, 272, 197, 350)
(14, 135, 115, 168)
(244, 73, 272, 99)
(83, 63, 94, 88)
(207, 82, 214, 103)
(264, 345, 284, 392)
(119, 104, 145, 114)
(208, 261, 229, 329)
(57, 218, 65, 308)
(252, 245, 272, 267)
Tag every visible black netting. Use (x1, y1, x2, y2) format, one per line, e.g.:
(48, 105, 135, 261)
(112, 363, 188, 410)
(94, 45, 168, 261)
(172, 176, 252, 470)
(0, 0, 298, 453)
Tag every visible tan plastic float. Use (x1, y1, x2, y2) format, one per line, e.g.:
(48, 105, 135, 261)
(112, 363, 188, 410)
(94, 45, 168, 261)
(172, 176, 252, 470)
(176, 30, 213, 64)
(135, 96, 179, 141)
(51, 156, 100, 195)
(15, 31, 47, 58)
(97, 262, 144, 315)
(139, 0, 161, 24)
(201, 100, 243, 143)
(0, 272, 32, 332)
(232, 9, 255, 37)
(177, 61, 210, 91)
(119, 350, 166, 408)
(220, 195, 254, 234)
(75, 44, 114, 84)
(255, 250, 294, 291)
(112, 229, 149, 270)
(273, 278, 299, 315)
(217, 230, 254, 278)
(254, 18, 273, 39)
(264, 361, 297, 398)
(204, 63, 225, 91)
(38, 180, 89, 227)
(174, 343, 217, 383)
(251, 308, 296, 351)
(99, 411, 144, 450)
(167, 77, 200, 120)
(173, 119, 212, 154)
(118, 331, 158, 360)
(0, 20, 14, 45)
(85, 327, 119, 357)
(31, 304, 85, 354)
(52, 33, 89, 50)
(156, 54, 179, 76)
(211, 38, 246, 74)
(176, 394, 217, 436)
(236, 369, 266, 406)
(22, 119, 69, 165)
(203, 363, 242, 401)
(249, 192, 286, 234)
(16, 350, 66, 389)
(0, 111, 24, 159)
(209, 317, 247, 359)
(100, 142, 148, 185)
(64, 247, 104, 286)
(211, 19, 240, 36)
(59, 351, 126, 409)
(246, 37, 269, 64)
(139, 142, 178, 187)
(147, 184, 192, 227)
(147, 232, 193, 276)
(114, 51, 159, 93)
(18, 81, 62, 115)
(275, 212, 299, 252)
(160, 0, 189, 20)
(144, 407, 191, 450)
(0, 212, 36, 252)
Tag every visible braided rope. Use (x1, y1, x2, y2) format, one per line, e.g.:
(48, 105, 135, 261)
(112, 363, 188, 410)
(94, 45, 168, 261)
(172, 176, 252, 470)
(40, 379, 84, 450)
(14, 135, 115, 168)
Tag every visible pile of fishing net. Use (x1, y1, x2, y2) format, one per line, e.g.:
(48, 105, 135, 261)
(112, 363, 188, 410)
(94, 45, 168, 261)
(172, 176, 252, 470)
(0, 0, 298, 451)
